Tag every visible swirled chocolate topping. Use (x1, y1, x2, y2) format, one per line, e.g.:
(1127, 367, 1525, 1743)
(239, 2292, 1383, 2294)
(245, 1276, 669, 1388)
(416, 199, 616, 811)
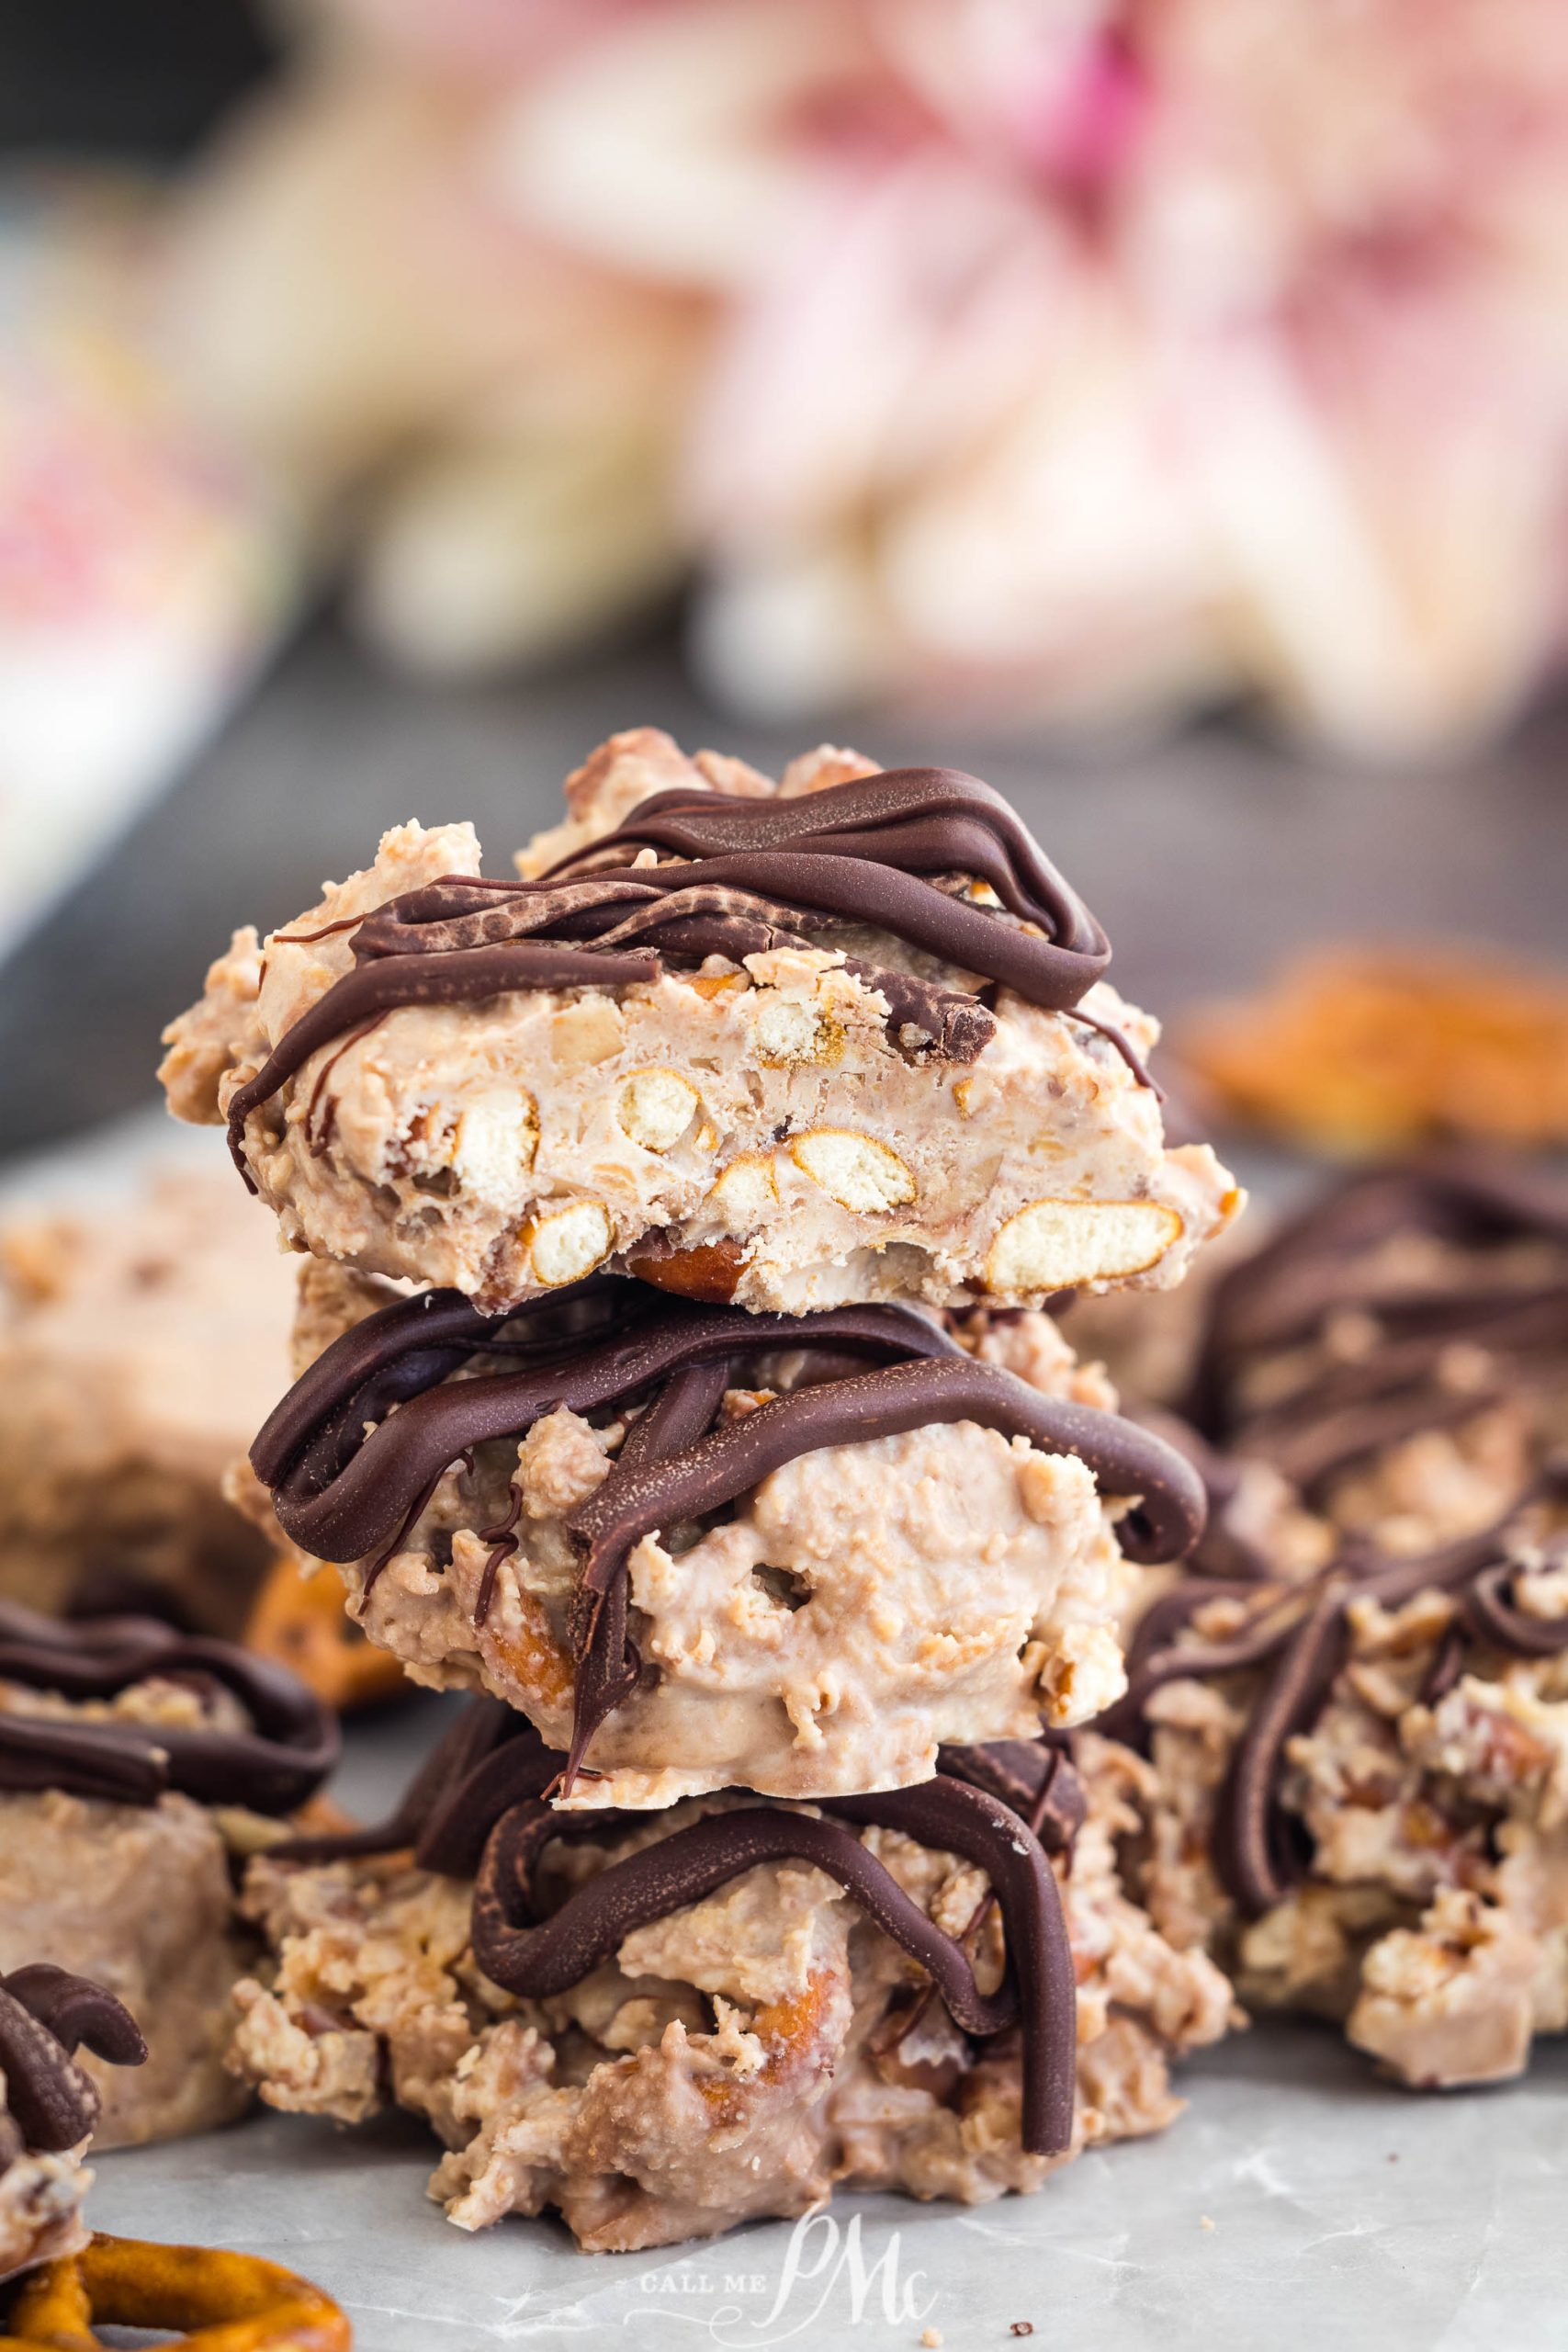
(0, 1602, 338, 1815)
(1100, 1471, 1568, 1917)
(276, 1700, 1079, 2157)
(226, 768, 1129, 1172)
(1188, 1151, 1568, 1497)
(0, 1965, 145, 2163)
(1114, 1399, 1280, 1581)
(252, 1277, 1205, 1787)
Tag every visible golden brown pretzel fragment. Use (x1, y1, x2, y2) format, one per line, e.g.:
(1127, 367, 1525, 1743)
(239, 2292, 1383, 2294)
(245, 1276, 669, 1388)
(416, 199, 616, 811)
(0, 2233, 349, 2351)
(243, 1549, 408, 1711)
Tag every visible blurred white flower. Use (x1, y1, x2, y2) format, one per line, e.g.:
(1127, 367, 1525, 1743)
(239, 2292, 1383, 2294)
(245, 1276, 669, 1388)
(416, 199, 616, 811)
(164, 0, 1568, 752)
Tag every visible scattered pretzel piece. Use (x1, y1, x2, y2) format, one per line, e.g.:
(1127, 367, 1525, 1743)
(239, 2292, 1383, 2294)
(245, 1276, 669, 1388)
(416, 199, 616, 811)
(243, 1551, 407, 1712)
(1180, 947, 1568, 1153)
(0, 2232, 350, 2351)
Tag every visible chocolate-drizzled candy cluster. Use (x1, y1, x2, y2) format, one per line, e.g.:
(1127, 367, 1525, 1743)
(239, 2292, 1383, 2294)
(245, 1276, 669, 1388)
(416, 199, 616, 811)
(225, 770, 1122, 1164)
(164, 738, 1237, 1317)
(1187, 1152, 1568, 1532)
(251, 1277, 1204, 1800)
(0, 1603, 339, 2160)
(0, 1601, 339, 1816)
(0, 1969, 144, 2173)
(1104, 1478, 1568, 1917)
(273, 1696, 1087, 2156)
(1101, 1155, 1568, 1909)
(1089, 1153, 1568, 2087)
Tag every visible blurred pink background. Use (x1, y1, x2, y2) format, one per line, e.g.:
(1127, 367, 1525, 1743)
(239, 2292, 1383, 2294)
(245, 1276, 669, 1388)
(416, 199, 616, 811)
(161, 0, 1568, 755)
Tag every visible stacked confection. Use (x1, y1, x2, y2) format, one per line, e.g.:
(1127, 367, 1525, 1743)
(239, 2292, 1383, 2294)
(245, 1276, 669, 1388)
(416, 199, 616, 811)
(1068, 1153, 1568, 2090)
(161, 730, 1244, 2245)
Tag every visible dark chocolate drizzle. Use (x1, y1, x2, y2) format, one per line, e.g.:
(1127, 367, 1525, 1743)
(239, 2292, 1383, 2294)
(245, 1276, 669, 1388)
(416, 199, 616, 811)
(0, 1965, 145, 2162)
(251, 1278, 1205, 1790)
(1100, 1489, 1568, 1918)
(276, 1698, 1078, 2158)
(1460, 1543, 1568, 1657)
(1087, 1155, 1568, 1919)
(1188, 1151, 1568, 1498)
(0, 1601, 339, 1815)
(226, 768, 1129, 1176)
(267, 1695, 538, 1878)
(1117, 1400, 1280, 1581)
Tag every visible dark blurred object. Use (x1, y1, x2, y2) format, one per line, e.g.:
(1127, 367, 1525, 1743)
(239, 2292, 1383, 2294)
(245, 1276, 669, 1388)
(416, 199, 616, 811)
(0, 0, 276, 157)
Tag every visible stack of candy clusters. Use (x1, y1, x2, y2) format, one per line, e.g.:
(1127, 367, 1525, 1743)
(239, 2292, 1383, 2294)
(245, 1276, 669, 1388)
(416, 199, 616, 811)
(160, 729, 1243, 2247)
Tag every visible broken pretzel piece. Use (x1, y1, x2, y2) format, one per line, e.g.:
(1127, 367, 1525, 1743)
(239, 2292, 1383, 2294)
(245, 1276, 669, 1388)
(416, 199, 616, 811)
(1181, 947, 1568, 1154)
(242, 1550, 408, 1712)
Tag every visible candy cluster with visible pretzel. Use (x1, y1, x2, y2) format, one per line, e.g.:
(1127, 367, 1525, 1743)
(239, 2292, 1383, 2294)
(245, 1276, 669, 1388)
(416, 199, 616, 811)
(232, 1702, 1233, 2248)
(160, 732, 1248, 2244)
(1074, 1152, 1568, 2089)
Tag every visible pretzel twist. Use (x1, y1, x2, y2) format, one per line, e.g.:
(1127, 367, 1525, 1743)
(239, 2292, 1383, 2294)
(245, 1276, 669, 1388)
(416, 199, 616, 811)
(0, 2234, 349, 2351)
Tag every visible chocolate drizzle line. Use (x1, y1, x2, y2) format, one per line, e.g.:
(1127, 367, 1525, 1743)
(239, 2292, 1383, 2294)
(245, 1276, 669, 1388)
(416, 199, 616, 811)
(252, 1279, 1205, 1789)
(1096, 1151, 1568, 1913)
(1117, 1400, 1279, 1581)
(1100, 1486, 1568, 1918)
(277, 1699, 1079, 2158)
(226, 768, 1133, 1178)
(0, 1966, 145, 2164)
(0, 1601, 339, 1815)
(1188, 1151, 1568, 1497)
